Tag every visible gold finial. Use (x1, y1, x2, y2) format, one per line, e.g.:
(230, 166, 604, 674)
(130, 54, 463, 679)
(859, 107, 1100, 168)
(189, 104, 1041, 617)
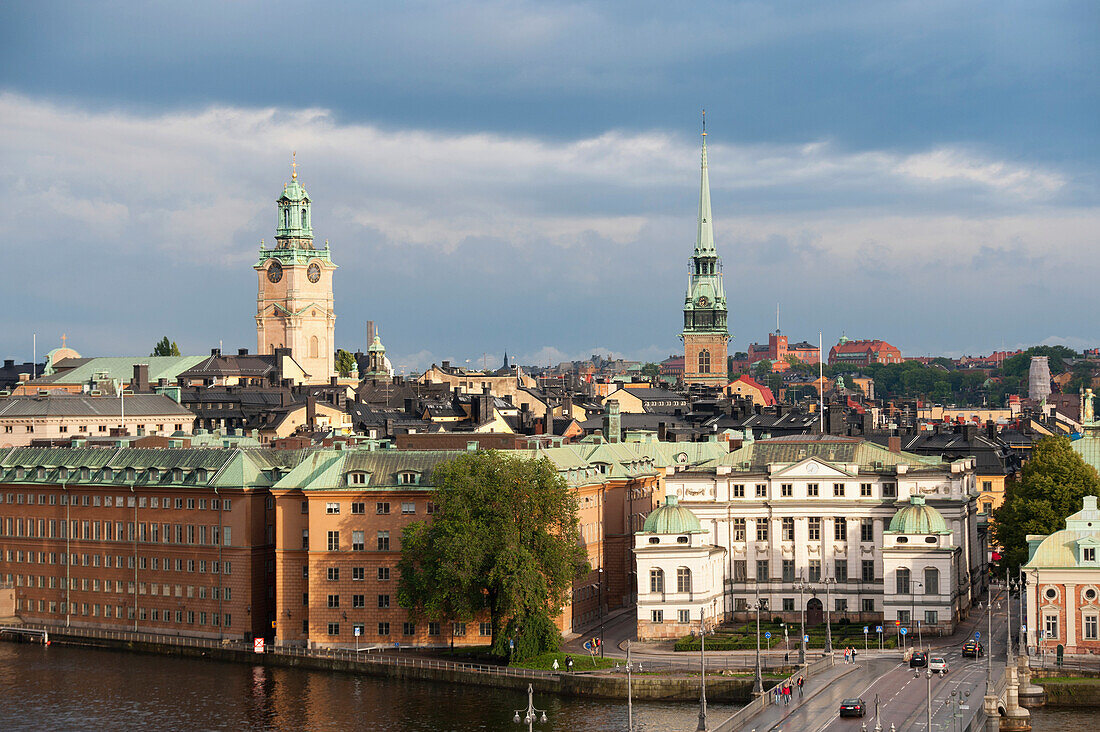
(291, 151, 298, 180)
(61, 333, 67, 348)
(702, 109, 706, 137)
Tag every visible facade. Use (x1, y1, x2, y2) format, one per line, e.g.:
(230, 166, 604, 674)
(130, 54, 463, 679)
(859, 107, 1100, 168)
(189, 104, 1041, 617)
(680, 130, 730, 387)
(828, 337, 903, 366)
(745, 333, 821, 371)
(633, 435, 987, 640)
(255, 162, 337, 384)
(724, 376, 776, 407)
(0, 446, 288, 639)
(0, 394, 195, 448)
(1024, 496, 1100, 656)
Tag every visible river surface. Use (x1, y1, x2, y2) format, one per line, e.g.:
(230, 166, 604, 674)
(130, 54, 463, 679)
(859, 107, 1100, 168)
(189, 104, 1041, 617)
(0, 642, 1092, 731)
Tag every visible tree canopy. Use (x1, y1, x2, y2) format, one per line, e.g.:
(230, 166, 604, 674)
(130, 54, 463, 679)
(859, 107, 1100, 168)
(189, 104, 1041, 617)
(992, 436, 1100, 572)
(335, 349, 357, 377)
(396, 450, 589, 660)
(151, 337, 181, 357)
(640, 362, 661, 378)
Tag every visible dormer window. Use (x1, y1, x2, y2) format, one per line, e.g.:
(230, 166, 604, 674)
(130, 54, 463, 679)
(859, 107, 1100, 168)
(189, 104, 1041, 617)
(397, 471, 420, 486)
(80, 468, 89, 480)
(173, 469, 183, 482)
(349, 472, 368, 485)
(125, 468, 135, 481)
(196, 469, 207, 482)
(104, 468, 113, 481)
(36, 467, 45, 480)
(1083, 546, 1098, 565)
(148, 468, 159, 481)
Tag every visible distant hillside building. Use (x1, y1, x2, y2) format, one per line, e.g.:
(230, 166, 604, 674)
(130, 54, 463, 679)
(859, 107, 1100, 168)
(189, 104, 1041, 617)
(745, 332, 821, 371)
(828, 337, 903, 366)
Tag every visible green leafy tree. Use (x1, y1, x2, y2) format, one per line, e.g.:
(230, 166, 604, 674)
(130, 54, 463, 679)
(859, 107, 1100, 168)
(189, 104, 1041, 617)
(640, 362, 661, 379)
(396, 450, 589, 660)
(151, 337, 181, 357)
(335, 349, 357, 377)
(993, 436, 1100, 572)
(753, 359, 773, 377)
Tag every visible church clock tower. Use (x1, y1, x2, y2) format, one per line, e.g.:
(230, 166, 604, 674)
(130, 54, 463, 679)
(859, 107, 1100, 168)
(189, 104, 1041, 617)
(680, 123, 730, 386)
(255, 156, 337, 383)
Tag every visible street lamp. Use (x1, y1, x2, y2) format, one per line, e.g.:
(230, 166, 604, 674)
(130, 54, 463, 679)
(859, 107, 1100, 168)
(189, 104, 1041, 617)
(598, 567, 604, 657)
(512, 683, 547, 731)
(914, 667, 932, 732)
(823, 576, 835, 654)
(1018, 568, 1027, 658)
(752, 598, 764, 695)
(909, 579, 923, 651)
(697, 607, 708, 732)
(794, 573, 808, 664)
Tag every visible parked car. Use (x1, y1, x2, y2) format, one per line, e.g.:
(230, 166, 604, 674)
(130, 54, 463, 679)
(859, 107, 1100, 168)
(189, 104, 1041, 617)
(839, 698, 866, 718)
(909, 651, 928, 667)
(929, 657, 949, 674)
(962, 640, 984, 658)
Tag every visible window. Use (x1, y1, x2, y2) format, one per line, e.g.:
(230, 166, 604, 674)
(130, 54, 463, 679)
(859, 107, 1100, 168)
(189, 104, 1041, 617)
(861, 560, 875, 582)
(754, 484, 766, 498)
(733, 484, 745, 498)
(327, 623, 340, 636)
(897, 610, 910, 625)
(860, 519, 874, 543)
(882, 483, 897, 498)
(428, 622, 441, 636)
(352, 567, 364, 581)
(756, 521, 769, 542)
(698, 349, 711, 374)
(833, 483, 845, 497)
(834, 517, 847, 542)
(676, 567, 691, 593)
(896, 568, 911, 595)
(1044, 614, 1059, 640)
(981, 480, 992, 492)
(862, 599, 875, 613)
(924, 568, 939, 595)
(808, 560, 821, 582)
(301, 529, 309, 550)
(377, 531, 390, 551)
(649, 568, 664, 594)
(326, 531, 339, 551)
(835, 560, 848, 583)
(756, 559, 769, 582)
(782, 598, 795, 611)
(397, 472, 420, 486)
(426, 501, 437, 515)
(325, 502, 340, 514)
(351, 502, 365, 514)
(378, 594, 390, 608)
(401, 502, 415, 515)
(349, 473, 367, 486)
(1084, 547, 1097, 563)
(678, 609, 690, 624)
(352, 531, 365, 551)
(651, 610, 663, 623)
(378, 567, 390, 581)
(982, 502, 993, 514)
(925, 610, 938, 625)
(327, 594, 340, 608)
(781, 483, 792, 497)
(807, 483, 819, 497)
(403, 622, 416, 636)
(327, 567, 339, 581)
(781, 518, 794, 541)
(479, 622, 492, 637)
(782, 559, 795, 582)
(836, 599, 848, 612)
(732, 518, 746, 541)
(860, 483, 872, 497)
(733, 560, 747, 582)
(808, 518, 821, 541)
(376, 502, 390, 515)
(1084, 615, 1098, 641)
(453, 622, 466, 637)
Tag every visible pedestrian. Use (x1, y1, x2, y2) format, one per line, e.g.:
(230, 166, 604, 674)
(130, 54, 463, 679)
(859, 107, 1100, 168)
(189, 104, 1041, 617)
(797, 675, 804, 698)
(851, 646, 857, 664)
(843, 647, 850, 664)
(565, 655, 573, 672)
(774, 685, 781, 705)
(552, 658, 559, 671)
(783, 682, 791, 705)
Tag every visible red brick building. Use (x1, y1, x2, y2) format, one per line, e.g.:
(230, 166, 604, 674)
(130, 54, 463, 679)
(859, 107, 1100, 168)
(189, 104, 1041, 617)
(828, 337, 903, 366)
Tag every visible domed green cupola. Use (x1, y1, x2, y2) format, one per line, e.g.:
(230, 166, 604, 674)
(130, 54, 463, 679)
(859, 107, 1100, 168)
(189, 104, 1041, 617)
(276, 152, 313, 246)
(641, 495, 706, 534)
(888, 495, 949, 534)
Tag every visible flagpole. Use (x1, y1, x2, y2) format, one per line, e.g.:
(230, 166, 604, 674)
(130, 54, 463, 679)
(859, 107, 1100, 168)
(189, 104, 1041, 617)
(818, 332, 824, 433)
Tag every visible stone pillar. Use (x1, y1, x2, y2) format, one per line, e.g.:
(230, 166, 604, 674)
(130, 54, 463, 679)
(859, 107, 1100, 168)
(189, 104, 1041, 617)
(1001, 664, 1031, 731)
(1064, 583, 1076, 651)
(1016, 653, 1046, 708)
(984, 693, 1000, 732)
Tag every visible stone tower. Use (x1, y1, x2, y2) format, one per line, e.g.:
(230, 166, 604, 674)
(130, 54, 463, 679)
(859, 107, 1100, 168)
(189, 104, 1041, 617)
(680, 122, 730, 386)
(255, 156, 337, 384)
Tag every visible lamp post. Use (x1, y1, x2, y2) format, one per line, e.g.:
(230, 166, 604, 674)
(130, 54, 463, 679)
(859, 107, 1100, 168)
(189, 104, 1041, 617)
(823, 576, 835, 654)
(512, 683, 547, 732)
(914, 667, 932, 732)
(752, 599, 764, 694)
(986, 595, 996, 700)
(794, 573, 808, 664)
(697, 607, 708, 732)
(1006, 567, 1015, 667)
(627, 640, 634, 732)
(598, 567, 604, 657)
(910, 579, 923, 651)
(1018, 568, 1027, 658)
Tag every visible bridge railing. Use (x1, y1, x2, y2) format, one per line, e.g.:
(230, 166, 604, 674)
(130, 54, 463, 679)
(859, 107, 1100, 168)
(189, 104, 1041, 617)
(712, 653, 836, 732)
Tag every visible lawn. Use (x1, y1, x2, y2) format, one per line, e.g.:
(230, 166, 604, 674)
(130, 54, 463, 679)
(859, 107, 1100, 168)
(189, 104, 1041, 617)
(675, 621, 899, 652)
(511, 651, 620, 671)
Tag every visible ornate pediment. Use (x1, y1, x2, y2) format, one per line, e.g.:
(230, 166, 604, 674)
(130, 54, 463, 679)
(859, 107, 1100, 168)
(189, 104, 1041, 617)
(771, 458, 854, 480)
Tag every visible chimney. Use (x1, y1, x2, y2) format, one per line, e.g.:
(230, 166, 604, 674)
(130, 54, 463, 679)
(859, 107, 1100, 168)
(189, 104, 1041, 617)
(132, 364, 150, 393)
(366, 320, 376, 345)
(330, 376, 338, 387)
(158, 378, 169, 388)
(3, 359, 12, 369)
(442, 360, 451, 370)
(306, 396, 317, 429)
(211, 348, 221, 357)
(238, 348, 249, 356)
(544, 407, 553, 436)
(888, 435, 901, 453)
(603, 399, 621, 444)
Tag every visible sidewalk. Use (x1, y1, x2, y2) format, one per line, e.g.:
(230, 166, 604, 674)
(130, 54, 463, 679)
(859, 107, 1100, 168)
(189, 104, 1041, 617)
(713, 660, 861, 732)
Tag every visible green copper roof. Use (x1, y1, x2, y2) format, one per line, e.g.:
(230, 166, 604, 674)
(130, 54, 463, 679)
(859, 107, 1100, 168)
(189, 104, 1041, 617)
(279, 178, 309, 203)
(713, 435, 946, 472)
(695, 136, 715, 255)
(641, 494, 705, 534)
(367, 335, 386, 354)
(887, 495, 949, 534)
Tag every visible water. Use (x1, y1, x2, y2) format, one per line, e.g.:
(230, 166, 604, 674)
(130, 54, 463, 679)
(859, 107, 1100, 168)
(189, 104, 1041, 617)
(1031, 706, 1098, 731)
(0, 642, 739, 731)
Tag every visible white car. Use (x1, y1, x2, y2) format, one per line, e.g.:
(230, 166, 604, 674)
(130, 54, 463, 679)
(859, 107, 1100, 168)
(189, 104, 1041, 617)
(929, 657, 948, 674)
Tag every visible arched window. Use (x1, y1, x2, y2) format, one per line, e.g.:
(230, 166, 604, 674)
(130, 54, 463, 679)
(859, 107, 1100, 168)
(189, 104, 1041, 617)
(677, 567, 692, 593)
(310, 336, 319, 359)
(301, 207, 308, 227)
(896, 567, 911, 594)
(649, 568, 664, 594)
(283, 208, 290, 228)
(924, 568, 939, 595)
(698, 349, 711, 374)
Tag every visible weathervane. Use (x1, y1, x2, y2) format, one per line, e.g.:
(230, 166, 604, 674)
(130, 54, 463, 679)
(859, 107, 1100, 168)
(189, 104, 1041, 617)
(291, 151, 298, 180)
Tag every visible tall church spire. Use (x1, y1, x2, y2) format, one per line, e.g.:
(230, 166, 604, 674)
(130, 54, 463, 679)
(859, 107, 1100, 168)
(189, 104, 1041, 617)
(696, 111, 715, 255)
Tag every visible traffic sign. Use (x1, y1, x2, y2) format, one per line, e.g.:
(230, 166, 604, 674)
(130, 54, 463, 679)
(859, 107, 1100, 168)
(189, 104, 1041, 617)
(876, 626, 883, 633)
(354, 627, 361, 637)
(253, 637, 265, 654)
(900, 628, 908, 636)
(863, 626, 869, 634)
(975, 631, 981, 640)
(803, 634, 809, 643)
(1022, 624, 1027, 632)
(509, 639, 515, 649)
(583, 640, 594, 652)
(765, 632, 771, 640)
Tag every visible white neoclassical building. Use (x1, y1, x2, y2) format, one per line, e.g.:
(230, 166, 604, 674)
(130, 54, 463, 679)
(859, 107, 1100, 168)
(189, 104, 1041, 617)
(634, 435, 987, 639)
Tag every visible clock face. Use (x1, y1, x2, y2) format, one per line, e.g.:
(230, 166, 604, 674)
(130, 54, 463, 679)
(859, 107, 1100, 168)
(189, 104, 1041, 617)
(696, 296, 709, 307)
(307, 263, 321, 283)
(267, 261, 283, 283)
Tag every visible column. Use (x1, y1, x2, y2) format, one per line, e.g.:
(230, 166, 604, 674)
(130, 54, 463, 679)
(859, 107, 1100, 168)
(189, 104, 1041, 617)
(1065, 583, 1076, 650)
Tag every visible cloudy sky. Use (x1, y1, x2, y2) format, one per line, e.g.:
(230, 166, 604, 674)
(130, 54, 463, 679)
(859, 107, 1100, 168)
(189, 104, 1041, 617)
(1, 1, 1097, 371)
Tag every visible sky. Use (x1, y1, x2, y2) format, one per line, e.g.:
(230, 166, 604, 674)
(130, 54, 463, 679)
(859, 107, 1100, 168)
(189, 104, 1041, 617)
(1, 1, 1097, 372)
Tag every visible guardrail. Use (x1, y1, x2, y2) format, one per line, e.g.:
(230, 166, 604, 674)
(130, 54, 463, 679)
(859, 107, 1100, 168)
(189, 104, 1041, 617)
(712, 653, 837, 731)
(16, 622, 554, 680)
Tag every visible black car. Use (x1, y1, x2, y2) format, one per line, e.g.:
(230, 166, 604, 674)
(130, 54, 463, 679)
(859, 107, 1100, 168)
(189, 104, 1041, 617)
(909, 651, 928, 667)
(839, 698, 866, 718)
(962, 640, 984, 658)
